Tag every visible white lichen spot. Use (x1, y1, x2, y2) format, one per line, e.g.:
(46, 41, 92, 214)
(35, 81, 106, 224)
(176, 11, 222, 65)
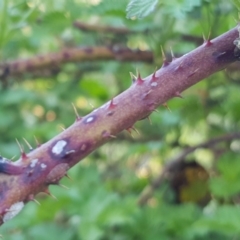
(30, 159, 38, 168)
(52, 140, 67, 155)
(86, 116, 94, 123)
(151, 82, 158, 87)
(3, 202, 24, 223)
(65, 150, 76, 155)
(40, 163, 47, 169)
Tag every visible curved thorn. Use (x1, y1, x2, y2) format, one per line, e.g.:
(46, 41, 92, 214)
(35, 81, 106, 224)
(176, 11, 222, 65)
(162, 103, 171, 112)
(59, 125, 66, 131)
(130, 72, 137, 83)
(15, 139, 27, 160)
(34, 136, 41, 148)
(32, 198, 41, 205)
(147, 116, 152, 125)
(71, 103, 82, 121)
(161, 46, 169, 67)
(151, 67, 158, 81)
(87, 100, 94, 109)
(170, 47, 176, 60)
(58, 184, 69, 190)
(65, 174, 73, 181)
(44, 189, 58, 201)
(22, 138, 33, 151)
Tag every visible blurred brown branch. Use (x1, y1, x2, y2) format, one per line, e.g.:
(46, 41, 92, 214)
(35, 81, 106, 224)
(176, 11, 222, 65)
(0, 46, 153, 80)
(73, 21, 138, 35)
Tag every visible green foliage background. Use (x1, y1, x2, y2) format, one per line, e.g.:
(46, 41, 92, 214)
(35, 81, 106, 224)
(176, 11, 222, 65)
(1, 0, 240, 239)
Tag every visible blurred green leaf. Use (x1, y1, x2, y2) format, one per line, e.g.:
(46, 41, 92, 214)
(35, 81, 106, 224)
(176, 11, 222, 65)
(126, 0, 158, 19)
(210, 153, 240, 199)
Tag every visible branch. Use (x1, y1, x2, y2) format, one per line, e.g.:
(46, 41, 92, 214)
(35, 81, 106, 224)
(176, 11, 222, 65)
(73, 21, 203, 45)
(0, 26, 238, 225)
(73, 21, 137, 35)
(138, 132, 240, 206)
(0, 46, 153, 79)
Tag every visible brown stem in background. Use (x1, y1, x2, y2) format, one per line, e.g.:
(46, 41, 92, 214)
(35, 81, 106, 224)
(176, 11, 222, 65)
(181, 34, 203, 45)
(138, 132, 240, 206)
(0, 46, 153, 79)
(73, 21, 204, 46)
(73, 21, 137, 35)
(0, 26, 238, 225)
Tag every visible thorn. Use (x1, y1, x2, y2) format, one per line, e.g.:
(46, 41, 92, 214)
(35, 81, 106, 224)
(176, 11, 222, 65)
(130, 72, 137, 84)
(170, 47, 176, 60)
(15, 139, 27, 161)
(233, 17, 238, 25)
(71, 103, 82, 121)
(32, 198, 41, 205)
(59, 125, 65, 131)
(151, 67, 158, 81)
(161, 46, 166, 61)
(147, 116, 152, 125)
(207, 29, 212, 40)
(126, 128, 134, 138)
(126, 126, 140, 137)
(87, 100, 94, 109)
(102, 130, 117, 139)
(136, 69, 144, 85)
(174, 91, 183, 98)
(205, 39, 212, 47)
(108, 99, 117, 110)
(161, 46, 169, 67)
(208, 29, 212, 42)
(43, 188, 58, 201)
(34, 136, 41, 148)
(65, 174, 73, 181)
(162, 103, 171, 112)
(58, 183, 69, 190)
(22, 138, 33, 151)
(233, 18, 237, 24)
(131, 126, 140, 135)
(203, 30, 212, 47)
(49, 192, 58, 201)
(202, 32, 206, 43)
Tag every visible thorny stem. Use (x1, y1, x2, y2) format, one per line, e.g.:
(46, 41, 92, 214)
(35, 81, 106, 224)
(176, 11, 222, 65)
(0, 26, 239, 225)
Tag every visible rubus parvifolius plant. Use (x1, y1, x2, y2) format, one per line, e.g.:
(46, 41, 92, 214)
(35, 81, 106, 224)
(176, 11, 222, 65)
(0, 25, 239, 226)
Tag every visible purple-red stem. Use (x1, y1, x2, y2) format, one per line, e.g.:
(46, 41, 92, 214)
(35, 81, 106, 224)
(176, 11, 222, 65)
(0, 26, 238, 225)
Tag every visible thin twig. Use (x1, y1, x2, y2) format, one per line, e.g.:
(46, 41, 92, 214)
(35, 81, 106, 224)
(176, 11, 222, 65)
(138, 132, 240, 206)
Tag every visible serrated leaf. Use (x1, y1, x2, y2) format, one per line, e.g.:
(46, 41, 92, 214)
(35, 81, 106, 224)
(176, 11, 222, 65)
(126, 0, 158, 19)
